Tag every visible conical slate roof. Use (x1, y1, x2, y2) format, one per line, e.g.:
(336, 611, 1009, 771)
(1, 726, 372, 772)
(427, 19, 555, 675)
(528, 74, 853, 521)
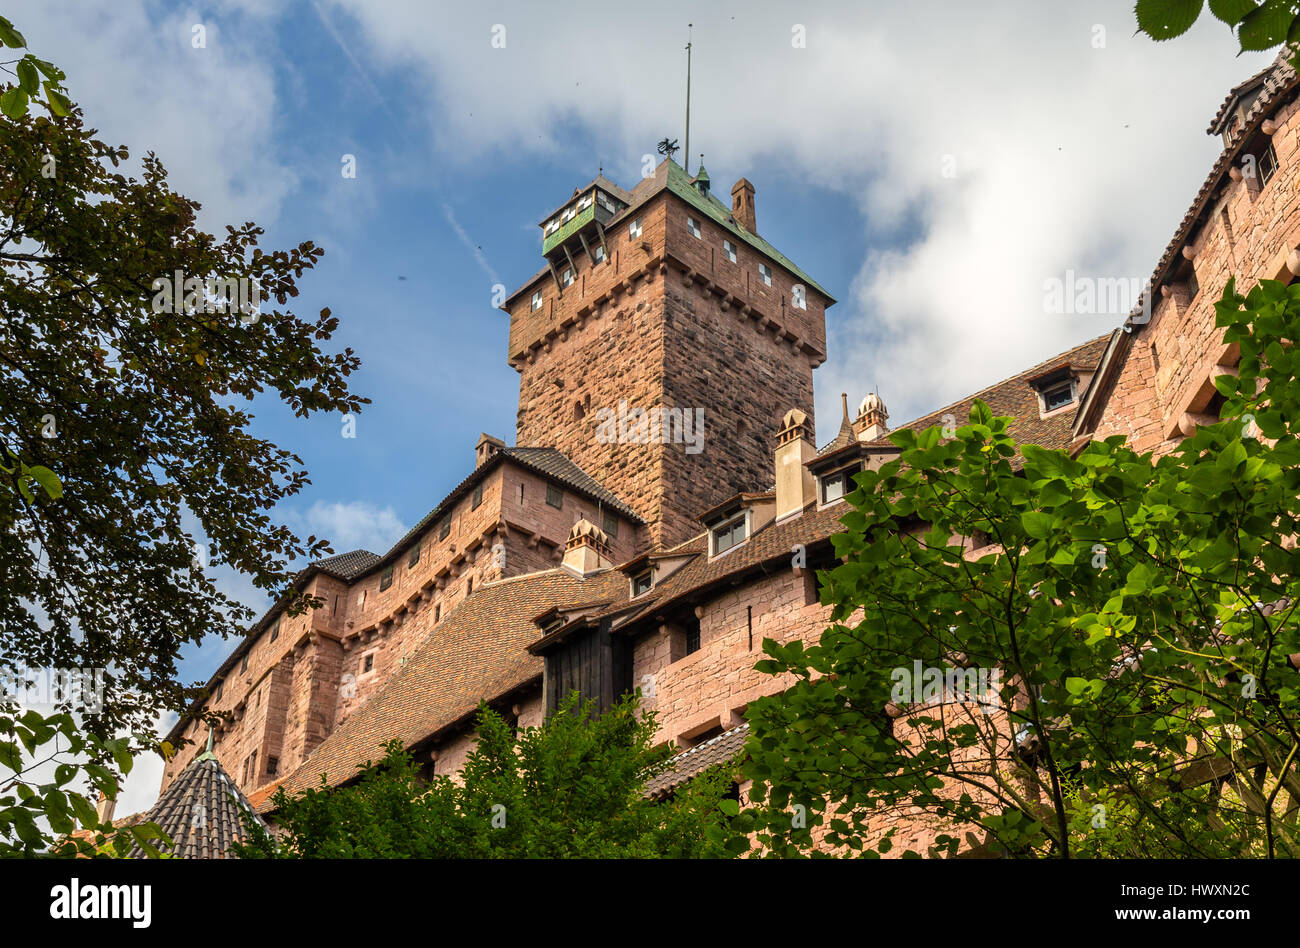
(128, 748, 264, 859)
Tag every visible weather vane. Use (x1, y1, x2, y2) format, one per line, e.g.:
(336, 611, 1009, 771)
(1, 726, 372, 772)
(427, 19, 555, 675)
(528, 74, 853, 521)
(657, 137, 679, 160)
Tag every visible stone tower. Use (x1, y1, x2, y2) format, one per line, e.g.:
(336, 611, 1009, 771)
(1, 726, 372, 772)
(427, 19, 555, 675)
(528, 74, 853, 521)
(502, 159, 833, 547)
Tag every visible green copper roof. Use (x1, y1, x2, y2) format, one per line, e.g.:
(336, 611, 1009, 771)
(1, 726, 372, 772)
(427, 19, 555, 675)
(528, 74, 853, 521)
(663, 161, 832, 301)
(542, 202, 597, 255)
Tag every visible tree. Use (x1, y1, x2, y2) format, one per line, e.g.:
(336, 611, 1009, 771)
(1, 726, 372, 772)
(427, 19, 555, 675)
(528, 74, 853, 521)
(234, 693, 737, 859)
(738, 278, 1300, 858)
(1135, 0, 1300, 67)
(0, 15, 365, 854)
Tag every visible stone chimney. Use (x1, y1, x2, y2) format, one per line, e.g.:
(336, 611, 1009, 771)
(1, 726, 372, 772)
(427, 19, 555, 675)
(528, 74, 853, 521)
(96, 791, 115, 825)
(561, 518, 612, 576)
(731, 178, 756, 233)
(774, 408, 817, 519)
(854, 392, 889, 442)
(475, 432, 506, 469)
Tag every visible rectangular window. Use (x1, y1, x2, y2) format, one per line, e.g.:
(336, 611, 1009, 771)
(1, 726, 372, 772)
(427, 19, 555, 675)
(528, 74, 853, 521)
(531, 290, 543, 312)
(1259, 142, 1278, 185)
(546, 485, 563, 509)
(409, 543, 421, 568)
(269, 618, 279, 642)
(240, 653, 248, 674)
(215, 681, 223, 700)
(632, 571, 653, 597)
(593, 244, 606, 263)
(380, 564, 394, 591)
(759, 263, 772, 286)
(629, 218, 642, 238)
(439, 516, 451, 540)
(363, 653, 374, 673)
(602, 510, 619, 538)
(821, 468, 855, 505)
(684, 617, 701, 656)
(266, 756, 278, 777)
(723, 239, 737, 263)
(711, 514, 748, 555)
(687, 216, 701, 238)
(1043, 382, 1074, 412)
(561, 267, 574, 288)
(791, 284, 807, 310)
(472, 483, 484, 510)
(435, 603, 441, 623)
(466, 577, 474, 598)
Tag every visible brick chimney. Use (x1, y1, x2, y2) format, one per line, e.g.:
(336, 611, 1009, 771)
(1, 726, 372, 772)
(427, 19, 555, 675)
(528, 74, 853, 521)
(95, 791, 115, 825)
(476, 432, 506, 468)
(774, 408, 817, 520)
(731, 178, 756, 233)
(561, 518, 612, 576)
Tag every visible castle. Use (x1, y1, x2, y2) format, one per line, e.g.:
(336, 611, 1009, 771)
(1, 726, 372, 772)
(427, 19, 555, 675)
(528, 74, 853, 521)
(136, 50, 1300, 855)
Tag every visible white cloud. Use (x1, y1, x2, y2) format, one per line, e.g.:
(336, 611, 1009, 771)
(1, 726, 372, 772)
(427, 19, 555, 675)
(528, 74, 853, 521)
(6, 0, 296, 231)
(318, 0, 1272, 431)
(282, 499, 407, 555)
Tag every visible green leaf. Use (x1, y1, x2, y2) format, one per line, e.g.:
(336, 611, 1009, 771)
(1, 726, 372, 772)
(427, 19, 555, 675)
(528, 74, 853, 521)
(16, 59, 38, 96)
(43, 83, 71, 118)
(1135, 0, 1205, 40)
(1021, 511, 1055, 540)
(1, 86, 29, 120)
(0, 20, 27, 48)
(26, 465, 61, 500)
(1238, 0, 1296, 49)
(1209, 0, 1258, 25)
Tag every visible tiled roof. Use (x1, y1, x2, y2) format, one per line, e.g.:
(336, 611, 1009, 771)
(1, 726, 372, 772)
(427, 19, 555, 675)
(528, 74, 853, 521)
(645, 723, 750, 799)
(315, 549, 380, 581)
(165, 446, 638, 749)
(817, 335, 1111, 456)
(895, 335, 1112, 450)
(267, 567, 631, 808)
(128, 752, 264, 858)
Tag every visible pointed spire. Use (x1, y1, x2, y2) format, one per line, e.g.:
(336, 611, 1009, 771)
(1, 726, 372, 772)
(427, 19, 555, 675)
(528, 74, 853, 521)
(196, 725, 217, 762)
(829, 392, 856, 450)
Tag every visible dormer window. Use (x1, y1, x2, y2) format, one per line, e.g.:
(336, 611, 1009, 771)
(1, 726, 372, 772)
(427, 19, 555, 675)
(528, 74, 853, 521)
(631, 570, 653, 597)
(820, 465, 858, 506)
(723, 239, 737, 263)
(710, 512, 748, 556)
(531, 290, 543, 312)
(687, 216, 701, 239)
(1043, 381, 1074, 412)
(561, 267, 574, 288)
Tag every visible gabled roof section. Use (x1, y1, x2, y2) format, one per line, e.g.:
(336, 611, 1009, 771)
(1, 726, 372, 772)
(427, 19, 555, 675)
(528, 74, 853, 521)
(267, 567, 631, 807)
(821, 335, 1112, 456)
(128, 753, 264, 858)
(315, 549, 381, 581)
(645, 723, 749, 800)
(1128, 50, 1298, 329)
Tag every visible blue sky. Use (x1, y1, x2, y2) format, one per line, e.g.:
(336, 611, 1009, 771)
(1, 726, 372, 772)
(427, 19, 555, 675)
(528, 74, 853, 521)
(9, 0, 1275, 807)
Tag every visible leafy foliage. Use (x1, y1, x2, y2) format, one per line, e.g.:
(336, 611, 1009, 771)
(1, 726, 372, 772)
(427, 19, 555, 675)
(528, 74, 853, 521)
(0, 12, 363, 854)
(738, 277, 1300, 858)
(1, 707, 169, 857)
(233, 693, 737, 858)
(1135, 0, 1300, 64)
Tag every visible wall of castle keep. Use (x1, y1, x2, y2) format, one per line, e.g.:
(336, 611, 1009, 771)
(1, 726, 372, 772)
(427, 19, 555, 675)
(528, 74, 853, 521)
(509, 188, 829, 548)
(1096, 95, 1300, 454)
